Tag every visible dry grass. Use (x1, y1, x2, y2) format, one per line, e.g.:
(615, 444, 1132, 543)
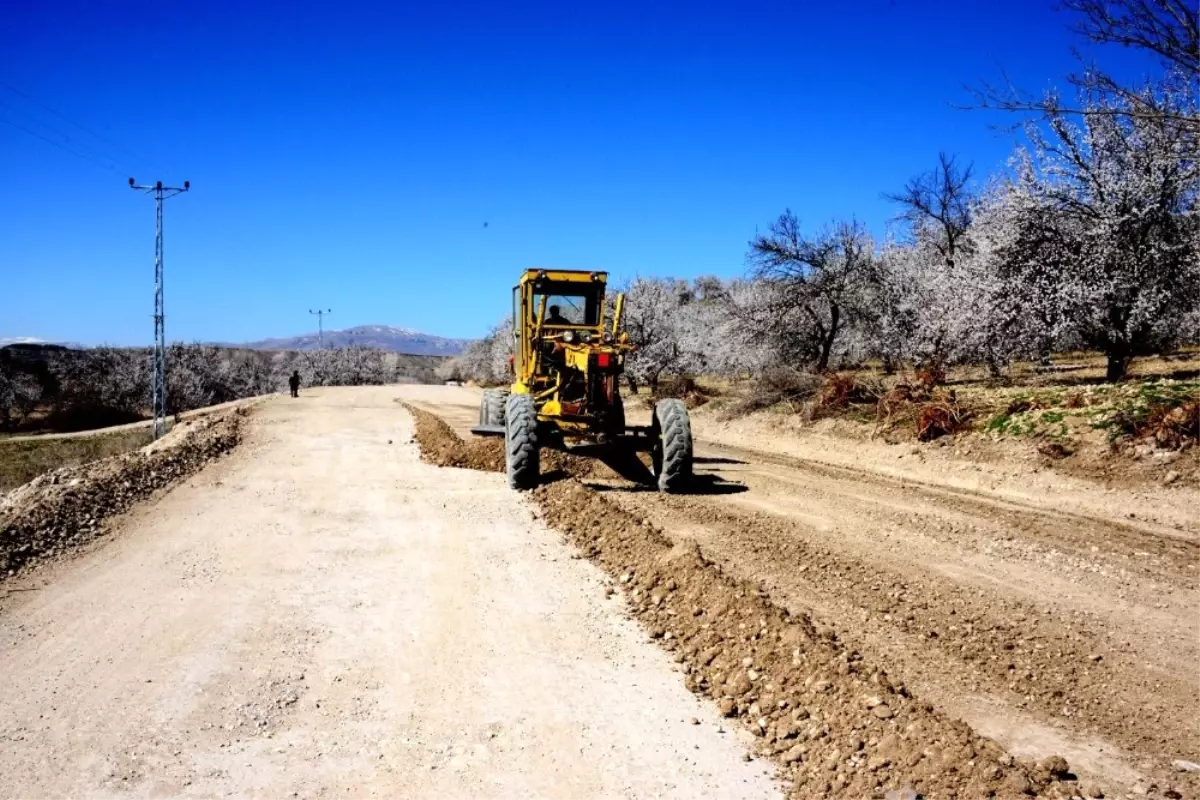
(871, 381, 972, 442)
(720, 368, 821, 418)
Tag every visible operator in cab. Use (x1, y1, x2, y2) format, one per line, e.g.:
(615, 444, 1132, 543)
(544, 304, 572, 326)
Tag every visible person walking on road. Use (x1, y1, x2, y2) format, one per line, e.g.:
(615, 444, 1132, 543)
(289, 370, 301, 398)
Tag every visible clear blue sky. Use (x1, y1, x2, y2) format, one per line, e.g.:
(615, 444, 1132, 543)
(0, 0, 1160, 344)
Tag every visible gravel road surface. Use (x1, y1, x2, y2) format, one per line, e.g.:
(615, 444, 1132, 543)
(0, 387, 778, 799)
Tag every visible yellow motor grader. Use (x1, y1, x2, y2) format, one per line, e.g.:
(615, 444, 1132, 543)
(470, 268, 692, 492)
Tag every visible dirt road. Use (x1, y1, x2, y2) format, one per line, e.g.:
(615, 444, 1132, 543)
(0, 388, 778, 799)
(406, 385, 1200, 798)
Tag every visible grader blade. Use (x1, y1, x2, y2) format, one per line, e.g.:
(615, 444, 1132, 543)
(470, 424, 506, 437)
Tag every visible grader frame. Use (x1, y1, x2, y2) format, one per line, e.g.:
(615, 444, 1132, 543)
(470, 268, 692, 492)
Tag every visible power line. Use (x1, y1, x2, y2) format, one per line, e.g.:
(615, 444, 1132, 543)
(0, 100, 128, 172)
(0, 81, 157, 172)
(0, 114, 121, 174)
(0, 96, 130, 169)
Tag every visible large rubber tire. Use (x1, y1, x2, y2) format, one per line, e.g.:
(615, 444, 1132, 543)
(480, 389, 508, 426)
(505, 393, 540, 490)
(478, 391, 490, 424)
(653, 398, 692, 493)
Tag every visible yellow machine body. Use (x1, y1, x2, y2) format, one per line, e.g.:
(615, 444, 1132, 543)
(509, 268, 632, 439)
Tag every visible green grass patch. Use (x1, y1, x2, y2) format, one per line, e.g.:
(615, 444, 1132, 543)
(985, 414, 1014, 434)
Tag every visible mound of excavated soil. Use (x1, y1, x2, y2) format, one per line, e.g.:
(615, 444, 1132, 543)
(405, 406, 1077, 799)
(0, 408, 246, 577)
(404, 404, 507, 472)
(403, 403, 624, 480)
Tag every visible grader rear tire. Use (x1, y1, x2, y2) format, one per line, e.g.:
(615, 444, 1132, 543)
(653, 398, 692, 493)
(478, 392, 491, 425)
(505, 393, 539, 490)
(480, 389, 508, 426)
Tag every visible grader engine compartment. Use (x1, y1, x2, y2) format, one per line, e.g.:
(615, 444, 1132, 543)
(471, 268, 693, 493)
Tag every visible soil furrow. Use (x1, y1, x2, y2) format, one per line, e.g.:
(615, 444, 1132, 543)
(621, 487, 1195, 753)
(700, 442, 1198, 585)
(404, 404, 1097, 799)
(606, 488, 1197, 792)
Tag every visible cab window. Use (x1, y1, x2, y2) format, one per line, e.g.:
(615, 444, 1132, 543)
(533, 282, 600, 326)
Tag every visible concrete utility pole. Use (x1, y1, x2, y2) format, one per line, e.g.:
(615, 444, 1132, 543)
(309, 309, 332, 348)
(128, 177, 190, 440)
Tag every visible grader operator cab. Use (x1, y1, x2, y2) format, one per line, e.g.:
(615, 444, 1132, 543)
(470, 268, 693, 492)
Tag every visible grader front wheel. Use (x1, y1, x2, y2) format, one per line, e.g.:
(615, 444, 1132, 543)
(505, 393, 539, 490)
(652, 398, 692, 492)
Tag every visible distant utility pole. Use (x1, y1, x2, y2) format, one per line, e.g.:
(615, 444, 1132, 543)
(309, 308, 332, 348)
(128, 177, 190, 440)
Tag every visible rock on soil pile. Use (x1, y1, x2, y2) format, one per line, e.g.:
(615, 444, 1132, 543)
(0, 408, 246, 577)
(405, 405, 1078, 799)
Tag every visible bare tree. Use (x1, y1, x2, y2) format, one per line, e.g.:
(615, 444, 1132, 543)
(748, 213, 878, 373)
(880, 154, 991, 370)
(1065, 0, 1198, 75)
(970, 0, 1199, 129)
(885, 153, 975, 265)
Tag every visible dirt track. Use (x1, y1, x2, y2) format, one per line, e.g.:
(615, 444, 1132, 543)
(406, 385, 1200, 799)
(0, 388, 777, 799)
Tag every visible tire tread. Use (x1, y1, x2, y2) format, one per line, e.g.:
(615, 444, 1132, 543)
(505, 394, 539, 490)
(654, 398, 692, 492)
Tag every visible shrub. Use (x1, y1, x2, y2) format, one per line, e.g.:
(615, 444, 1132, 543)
(654, 375, 712, 409)
(816, 373, 883, 415)
(916, 397, 972, 441)
(1148, 400, 1199, 450)
(817, 374, 857, 411)
(915, 362, 946, 390)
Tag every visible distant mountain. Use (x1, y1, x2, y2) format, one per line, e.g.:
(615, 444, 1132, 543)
(0, 337, 88, 350)
(240, 325, 471, 356)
